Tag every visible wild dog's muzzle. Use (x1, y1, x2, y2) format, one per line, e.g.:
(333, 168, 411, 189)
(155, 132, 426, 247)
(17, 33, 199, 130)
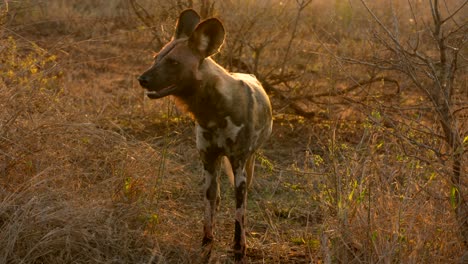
(137, 75, 177, 99)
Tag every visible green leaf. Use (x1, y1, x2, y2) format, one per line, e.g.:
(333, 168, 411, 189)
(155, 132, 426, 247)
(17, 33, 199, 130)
(149, 213, 159, 224)
(450, 186, 459, 209)
(291, 237, 306, 245)
(124, 177, 132, 193)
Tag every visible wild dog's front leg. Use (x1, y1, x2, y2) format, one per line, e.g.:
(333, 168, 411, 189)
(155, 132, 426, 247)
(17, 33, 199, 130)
(200, 152, 221, 260)
(231, 157, 248, 263)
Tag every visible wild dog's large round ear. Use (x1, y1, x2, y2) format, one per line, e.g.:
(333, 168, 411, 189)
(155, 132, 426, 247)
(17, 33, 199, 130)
(174, 9, 201, 39)
(189, 18, 225, 58)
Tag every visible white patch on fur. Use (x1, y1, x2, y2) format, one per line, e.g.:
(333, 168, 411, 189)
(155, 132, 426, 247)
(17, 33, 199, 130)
(196, 116, 244, 152)
(196, 124, 209, 151)
(198, 34, 210, 53)
(223, 116, 244, 145)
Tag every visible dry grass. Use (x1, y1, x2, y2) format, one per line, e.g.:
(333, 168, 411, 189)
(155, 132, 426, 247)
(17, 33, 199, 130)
(1, 0, 466, 263)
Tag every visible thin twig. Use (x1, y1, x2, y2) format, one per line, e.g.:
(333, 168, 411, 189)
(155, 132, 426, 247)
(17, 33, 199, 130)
(128, 0, 164, 48)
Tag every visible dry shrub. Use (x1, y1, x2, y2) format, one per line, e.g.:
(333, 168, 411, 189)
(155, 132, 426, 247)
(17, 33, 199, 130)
(0, 174, 153, 264)
(312, 118, 464, 263)
(0, 19, 163, 263)
(1, 1, 466, 263)
(0, 10, 203, 261)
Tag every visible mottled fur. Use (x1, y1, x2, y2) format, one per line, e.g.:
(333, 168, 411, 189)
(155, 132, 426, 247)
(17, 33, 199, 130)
(138, 9, 272, 263)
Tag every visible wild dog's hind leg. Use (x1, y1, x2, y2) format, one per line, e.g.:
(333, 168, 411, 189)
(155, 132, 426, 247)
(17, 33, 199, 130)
(230, 156, 249, 263)
(200, 152, 221, 259)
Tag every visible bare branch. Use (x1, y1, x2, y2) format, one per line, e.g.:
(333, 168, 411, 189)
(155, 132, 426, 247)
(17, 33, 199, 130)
(441, 0, 468, 24)
(359, 0, 403, 52)
(312, 77, 400, 98)
(260, 77, 317, 118)
(279, 1, 311, 77)
(128, 0, 164, 48)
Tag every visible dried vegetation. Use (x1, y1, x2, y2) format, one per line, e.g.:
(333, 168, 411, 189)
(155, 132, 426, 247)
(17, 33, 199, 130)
(0, 0, 466, 263)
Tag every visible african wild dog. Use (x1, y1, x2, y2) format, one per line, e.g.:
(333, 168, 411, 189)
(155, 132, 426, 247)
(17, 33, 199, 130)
(138, 9, 272, 263)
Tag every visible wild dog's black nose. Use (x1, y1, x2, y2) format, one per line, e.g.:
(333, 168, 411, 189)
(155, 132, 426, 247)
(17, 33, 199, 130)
(138, 75, 150, 87)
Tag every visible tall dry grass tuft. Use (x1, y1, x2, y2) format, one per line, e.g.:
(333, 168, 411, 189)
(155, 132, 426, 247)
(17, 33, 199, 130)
(312, 118, 464, 263)
(0, 173, 154, 264)
(0, 9, 165, 262)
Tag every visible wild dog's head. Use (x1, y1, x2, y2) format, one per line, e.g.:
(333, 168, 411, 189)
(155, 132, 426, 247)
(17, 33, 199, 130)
(138, 9, 225, 99)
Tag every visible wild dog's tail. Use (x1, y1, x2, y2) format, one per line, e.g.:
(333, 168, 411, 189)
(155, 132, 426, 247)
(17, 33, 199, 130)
(222, 155, 255, 188)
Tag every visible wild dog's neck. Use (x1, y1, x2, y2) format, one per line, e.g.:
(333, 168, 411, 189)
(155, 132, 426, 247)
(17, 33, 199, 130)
(175, 58, 234, 128)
